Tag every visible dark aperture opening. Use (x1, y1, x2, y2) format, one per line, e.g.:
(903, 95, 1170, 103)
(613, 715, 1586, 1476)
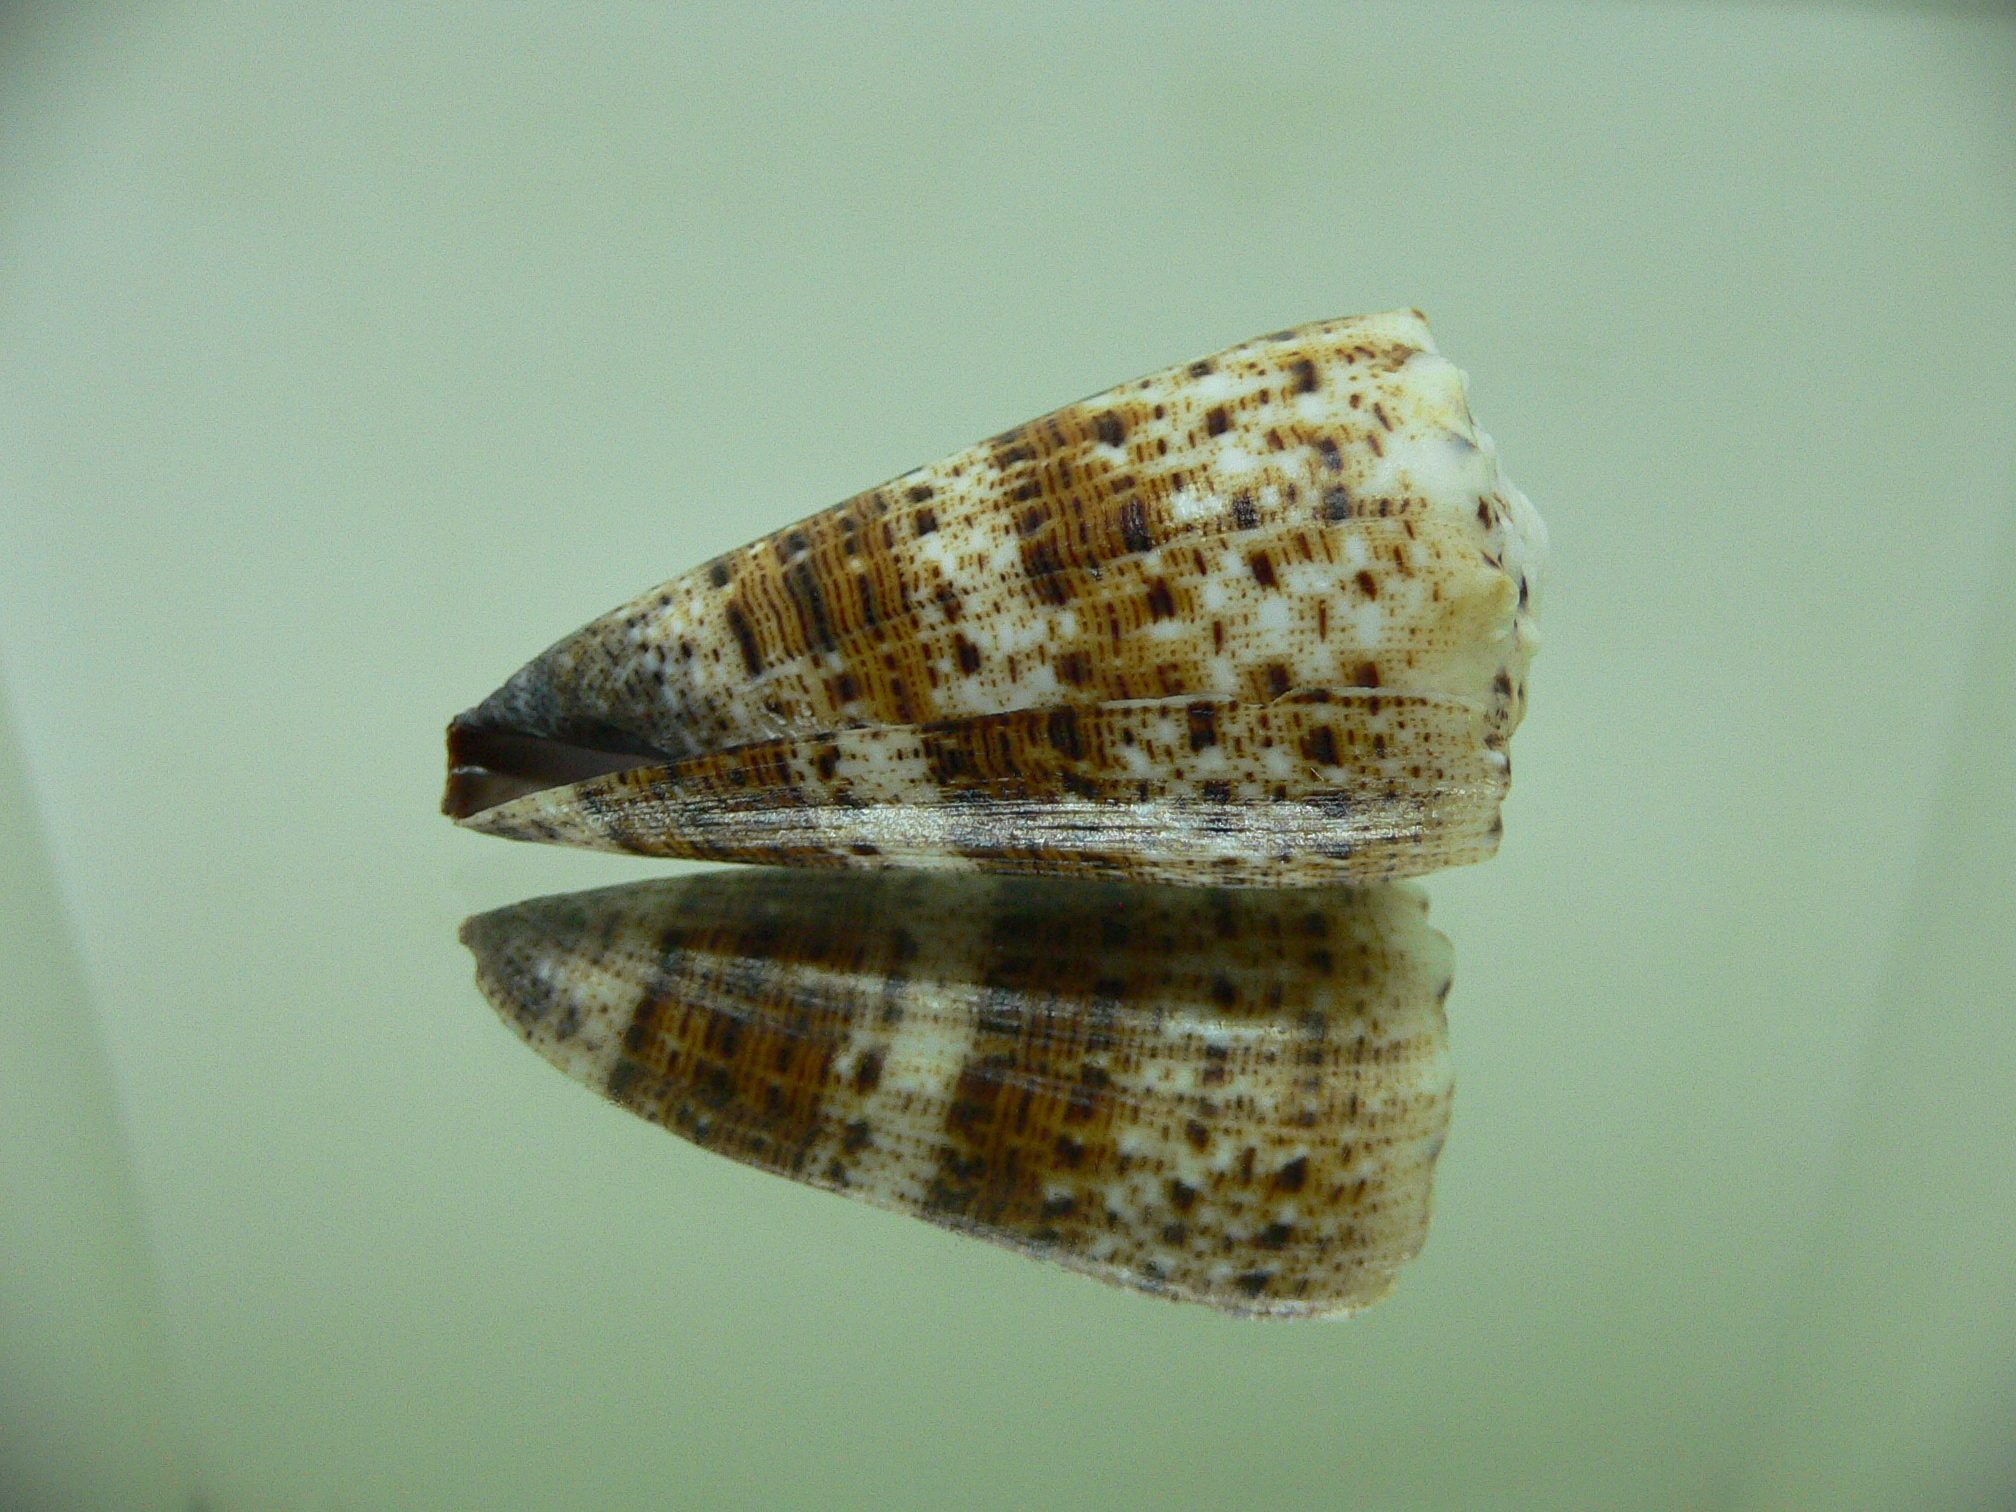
(442, 719, 666, 819)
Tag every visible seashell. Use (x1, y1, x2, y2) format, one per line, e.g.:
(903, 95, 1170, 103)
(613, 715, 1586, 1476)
(460, 868, 1455, 1318)
(445, 310, 1544, 886)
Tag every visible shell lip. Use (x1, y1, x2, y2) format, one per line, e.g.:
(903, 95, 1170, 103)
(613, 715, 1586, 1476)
(442, 715, 666, 820)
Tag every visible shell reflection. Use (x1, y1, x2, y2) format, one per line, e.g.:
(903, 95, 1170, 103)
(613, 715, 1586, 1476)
(461, 869, 1454, 1318)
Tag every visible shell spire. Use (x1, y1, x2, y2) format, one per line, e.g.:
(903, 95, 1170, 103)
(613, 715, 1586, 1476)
(446, 311, 1544, 886)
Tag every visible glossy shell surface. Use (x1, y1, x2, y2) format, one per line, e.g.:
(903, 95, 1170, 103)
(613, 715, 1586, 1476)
(446, 310, 1544, 885)
(461, 868, 1455, 1318)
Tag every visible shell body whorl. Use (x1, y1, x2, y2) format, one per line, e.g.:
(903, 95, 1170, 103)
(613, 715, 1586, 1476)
(447, 311, 1543, 886)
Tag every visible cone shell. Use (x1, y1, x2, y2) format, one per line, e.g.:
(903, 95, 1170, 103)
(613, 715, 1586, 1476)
(446, 310, 1544, 886)
(461, 868, 1455, 1318)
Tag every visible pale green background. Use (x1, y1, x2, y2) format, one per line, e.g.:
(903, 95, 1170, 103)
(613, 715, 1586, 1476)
(2, 3, 2013, 1510)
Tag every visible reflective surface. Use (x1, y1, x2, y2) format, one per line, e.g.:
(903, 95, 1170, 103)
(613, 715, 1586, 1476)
(2, 4, 2013, 1510)
(464, 871, 1455, 1318)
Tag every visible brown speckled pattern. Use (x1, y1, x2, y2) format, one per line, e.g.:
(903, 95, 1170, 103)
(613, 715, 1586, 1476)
(447, 310, 1544, 885)
(461, 869, 1455, 1318)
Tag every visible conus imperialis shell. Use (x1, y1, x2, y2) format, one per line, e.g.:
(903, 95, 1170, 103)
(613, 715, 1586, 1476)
(461, 868, 1455, 1318)
(445, 310, 1544, 886)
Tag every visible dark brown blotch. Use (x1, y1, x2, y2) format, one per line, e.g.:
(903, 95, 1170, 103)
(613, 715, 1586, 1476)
(1047, 707, 1083, 761)
(725, 603, 763, 676)
(1119, 499, 1153, 555)
(1187, 702, 1218, 751)
(852, 1048, 885, 1094)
